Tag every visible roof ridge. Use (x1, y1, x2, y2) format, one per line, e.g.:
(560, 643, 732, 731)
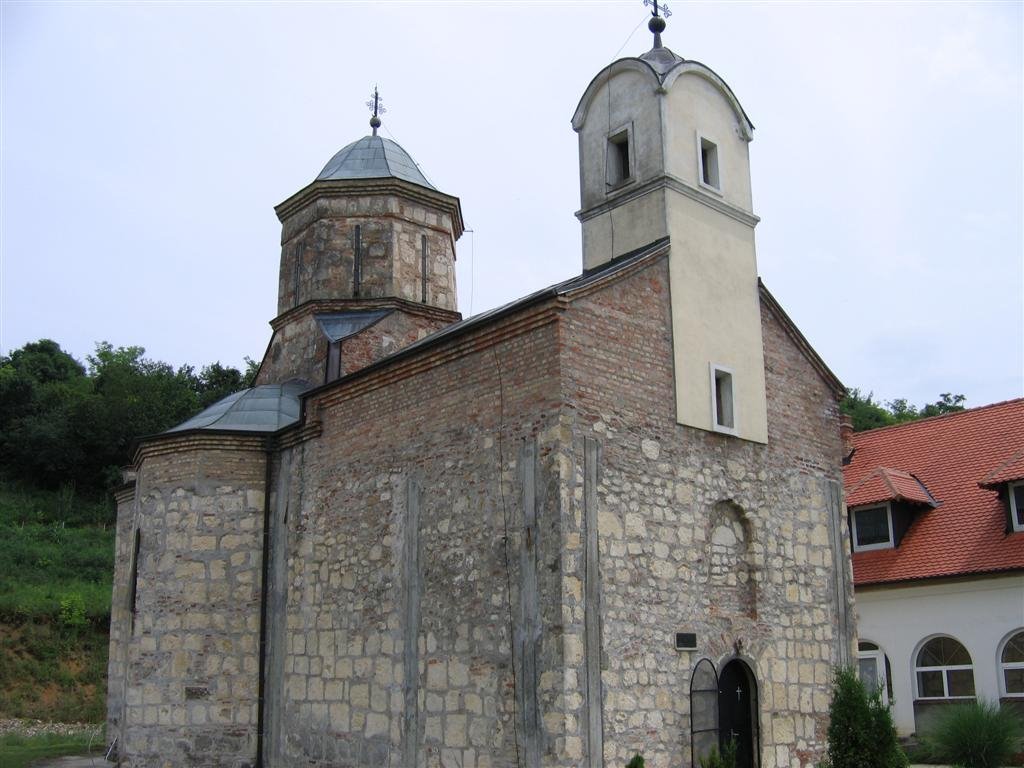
(854, 396, 1024, 436)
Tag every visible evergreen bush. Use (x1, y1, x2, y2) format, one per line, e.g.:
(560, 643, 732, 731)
(920, 699, 1022, 768)
(825, 667, 906, 768)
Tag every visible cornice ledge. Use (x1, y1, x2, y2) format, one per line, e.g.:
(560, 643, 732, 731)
(270, 298, 461, 332)
(275, 178, 465, 239)
(575, 174, 759, 229)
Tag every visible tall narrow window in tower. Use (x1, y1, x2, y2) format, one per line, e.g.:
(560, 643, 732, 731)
(353, 225, 362, 297)
(128, 529, 141, 632)
(711, 365, 735, 432)
(326, 340, 341, 382)
(699, 135, 721, 191)
(421, 234, 428, 303)
(292, 243, 303, 305)
(607, 129, 632, 187)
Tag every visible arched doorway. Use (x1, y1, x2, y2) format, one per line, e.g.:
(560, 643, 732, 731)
(718, 659, 759, 768)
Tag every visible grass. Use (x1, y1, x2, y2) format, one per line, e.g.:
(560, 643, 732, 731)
(0, 482, 113, 623)
(0, 731, 104, 768)
(0, 482, 114, 723)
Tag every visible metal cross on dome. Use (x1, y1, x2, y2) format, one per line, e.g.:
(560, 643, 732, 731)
(366, 86, 386, 136)
(644, 0, 672, 18)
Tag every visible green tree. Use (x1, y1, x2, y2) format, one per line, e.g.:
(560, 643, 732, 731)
(842, 389, 968, 431)
(919, 393, 966, 418)
(841, 389, 895, 431)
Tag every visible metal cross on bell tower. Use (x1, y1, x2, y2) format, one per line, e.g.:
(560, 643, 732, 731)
(643, 0, 672, 49)
(366, 86, 386, 136)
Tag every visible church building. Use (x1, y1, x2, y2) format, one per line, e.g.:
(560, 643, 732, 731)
(106, 12, 855, 768)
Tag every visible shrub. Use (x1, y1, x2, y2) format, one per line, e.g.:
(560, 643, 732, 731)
(699, 739, 737, 768)
(920, 699, 1023, 768)
(59, 592, 87, 629)
(626, 755, 645, 768)
(825, 667, 906, 768)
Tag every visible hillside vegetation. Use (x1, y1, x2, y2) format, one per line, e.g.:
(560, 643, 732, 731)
(0, 339, 255, 725)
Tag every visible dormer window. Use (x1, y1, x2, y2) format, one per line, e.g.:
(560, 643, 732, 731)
(697, 134, 721, 192)
(606, 126, 633, 188)
(851, 503, 894, 552)
(1009, 481, 1024, 533)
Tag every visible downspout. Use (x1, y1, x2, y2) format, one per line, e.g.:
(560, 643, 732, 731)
(255, 442, 274, 768)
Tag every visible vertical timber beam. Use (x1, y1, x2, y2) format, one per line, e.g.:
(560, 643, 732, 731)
(517, 439, 542, 768)
(263, 448, 292, 766)
(825, 478, 852, 666)
(583, 437, 604, 768)
(402, 477, 423, 768)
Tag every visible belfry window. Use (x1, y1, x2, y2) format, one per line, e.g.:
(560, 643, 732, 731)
(710, 364, 735, 433)
(698, 134, 721, 191)
(607, 129, 632, 187)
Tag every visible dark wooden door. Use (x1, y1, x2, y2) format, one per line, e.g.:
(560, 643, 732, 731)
(719, 659, 757, 768)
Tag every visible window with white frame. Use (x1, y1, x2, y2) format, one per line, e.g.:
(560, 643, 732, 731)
(606, 127, 633, 188)
(1009, 481, 1024, 532)
(915, 636, 976, 700)
(709, 364, 735, 434)
(1000, 630, 1024, 697)
(697, 134, 721, 192)
(851, 504, 894, 551)
(857, 640, 893, 705)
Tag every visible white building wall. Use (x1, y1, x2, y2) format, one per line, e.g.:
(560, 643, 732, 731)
(855, 572, 1024, 735)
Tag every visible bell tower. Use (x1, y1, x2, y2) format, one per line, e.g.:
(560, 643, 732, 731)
(572, 7, 768, 443)
(256, 91, 464, 386)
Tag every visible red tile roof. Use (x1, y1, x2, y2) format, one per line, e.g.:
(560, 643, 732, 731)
(847, 467, 937, 508)
(844, 398, 1024, 586)
(980, 448, 1024, 487)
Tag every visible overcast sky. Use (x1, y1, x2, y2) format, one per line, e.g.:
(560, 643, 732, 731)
(2, 1, 1021, 409)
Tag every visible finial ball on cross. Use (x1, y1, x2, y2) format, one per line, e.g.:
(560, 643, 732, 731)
(366, 86, 386, 136)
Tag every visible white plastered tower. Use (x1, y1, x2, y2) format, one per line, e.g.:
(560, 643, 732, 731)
(572, 16, 769, 443)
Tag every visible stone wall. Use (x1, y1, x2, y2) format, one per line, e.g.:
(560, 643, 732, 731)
(269, 312, 568, 768)
(276, 193, 458, 316)
(555, 255, 851, 768)
(109, 437, 267, 768)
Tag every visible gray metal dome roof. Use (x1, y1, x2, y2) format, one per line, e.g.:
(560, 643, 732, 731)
(316, 135, 435, 190)
(166, 380, 310, 434)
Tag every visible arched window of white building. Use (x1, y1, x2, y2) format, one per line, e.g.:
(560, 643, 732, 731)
(999, 630, 1024, 698)
(857, 640, 893, 704)
(915, 636, 975, 700)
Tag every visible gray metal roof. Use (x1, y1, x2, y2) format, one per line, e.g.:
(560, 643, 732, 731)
(316, 310, 390, 342)
(316, 136, 436, 190)
(166, 379, 311, 434)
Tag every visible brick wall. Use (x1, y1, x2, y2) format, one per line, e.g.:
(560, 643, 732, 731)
(556, 255, 851, 768)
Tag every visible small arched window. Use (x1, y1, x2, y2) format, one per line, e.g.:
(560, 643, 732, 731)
(690, 659, 719, 766)
(857, 640, 893, 704)
(999, 630, 1024, 698)
(915, 636, 975, 700)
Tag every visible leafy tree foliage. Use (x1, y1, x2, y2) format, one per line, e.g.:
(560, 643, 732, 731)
(841, 389, 967, 431)
(0, 339, 254, 499)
